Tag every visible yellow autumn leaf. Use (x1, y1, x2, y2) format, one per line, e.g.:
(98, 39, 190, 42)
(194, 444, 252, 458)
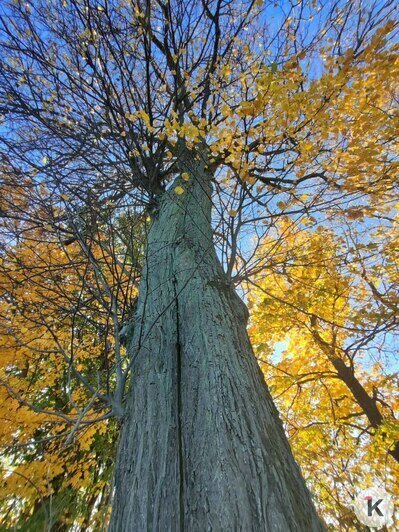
(301, 142, 313, 152)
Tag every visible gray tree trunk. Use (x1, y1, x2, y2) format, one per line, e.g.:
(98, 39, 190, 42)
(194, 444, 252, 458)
(110, 151, 324, 531)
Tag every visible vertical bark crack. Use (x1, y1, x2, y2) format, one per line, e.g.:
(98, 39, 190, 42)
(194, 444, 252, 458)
(173, 275, 185, 532)
(110, 185, 324, 531)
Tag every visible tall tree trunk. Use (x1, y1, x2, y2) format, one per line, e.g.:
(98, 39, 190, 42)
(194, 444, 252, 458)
(110, 151, 323, 531)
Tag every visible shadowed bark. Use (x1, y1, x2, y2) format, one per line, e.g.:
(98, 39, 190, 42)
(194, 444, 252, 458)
(110, 150, 324, 531)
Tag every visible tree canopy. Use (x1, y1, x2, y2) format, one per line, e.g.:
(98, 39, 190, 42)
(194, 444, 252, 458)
(0, 0, 398, 529)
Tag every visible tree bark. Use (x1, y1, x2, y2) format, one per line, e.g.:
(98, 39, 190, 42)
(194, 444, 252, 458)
(110, 152, 323, 531)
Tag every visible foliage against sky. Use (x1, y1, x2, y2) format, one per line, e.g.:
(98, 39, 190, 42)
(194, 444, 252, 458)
(248, 218, 399, 528)
(0, 0, 398, 528)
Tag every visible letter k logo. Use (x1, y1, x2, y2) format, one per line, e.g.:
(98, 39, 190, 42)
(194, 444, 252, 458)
(354, 488, 394, 527)
(365, 496, 383, 517)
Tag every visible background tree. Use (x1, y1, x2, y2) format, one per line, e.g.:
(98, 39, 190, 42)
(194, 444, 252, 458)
(248, 218, 399, 529)
(0, 167, 139, 527)
(0, 0, 398, 529)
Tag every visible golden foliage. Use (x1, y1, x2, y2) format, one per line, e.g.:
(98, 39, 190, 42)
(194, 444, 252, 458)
(248, 219, 399, 529)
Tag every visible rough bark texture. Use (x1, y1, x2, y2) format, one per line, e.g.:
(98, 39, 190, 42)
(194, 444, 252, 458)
(110, 153, 324, 531)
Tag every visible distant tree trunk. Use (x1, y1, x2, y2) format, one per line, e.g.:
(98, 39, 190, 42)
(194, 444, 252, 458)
(311, 318, 399, 464)
(110, 150, 323, 531)
(332, 358, 399, 464)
